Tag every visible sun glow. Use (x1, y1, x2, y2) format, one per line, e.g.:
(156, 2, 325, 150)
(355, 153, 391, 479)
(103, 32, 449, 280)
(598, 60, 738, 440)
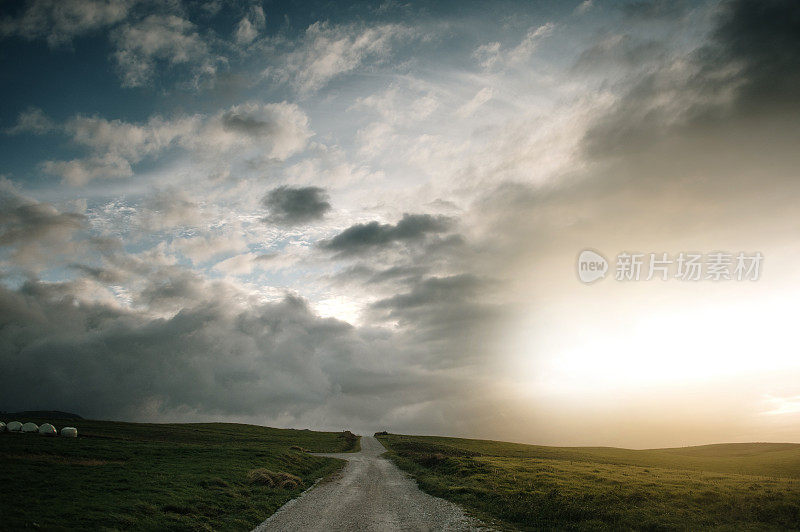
(509, 289, 800, 395)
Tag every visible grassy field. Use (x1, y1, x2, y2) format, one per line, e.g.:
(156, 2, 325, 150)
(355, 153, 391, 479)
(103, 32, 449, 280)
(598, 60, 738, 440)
(376, 433, 800, 530)
(0, 418, 359, 530)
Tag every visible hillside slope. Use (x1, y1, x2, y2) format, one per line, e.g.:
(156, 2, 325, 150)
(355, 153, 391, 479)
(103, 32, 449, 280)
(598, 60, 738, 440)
(377, 433, 800, 530)
(0, 418, 358, 530)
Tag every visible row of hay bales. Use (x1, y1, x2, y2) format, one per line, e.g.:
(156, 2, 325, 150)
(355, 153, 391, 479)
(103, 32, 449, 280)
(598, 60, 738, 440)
(0, 421, 77, 437)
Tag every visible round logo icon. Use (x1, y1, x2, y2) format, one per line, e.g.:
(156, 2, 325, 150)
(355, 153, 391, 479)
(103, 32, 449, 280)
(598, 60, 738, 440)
(577, 249, 608, 284)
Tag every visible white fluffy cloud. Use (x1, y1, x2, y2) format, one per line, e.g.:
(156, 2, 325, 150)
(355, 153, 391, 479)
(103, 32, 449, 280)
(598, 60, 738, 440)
(202, 101, 312, 160)
(234, 5, 265, 45)
(111, 14, 218, 87)
(34, 102, 311, 185)
(138, 187, 203, 230)
(171, 231, 249, 264)
(41, 154, 134, 186)
(67, 114, 200, 160)
(0, 0, 133, 47)
(4, 107, 56, 134)
(213, 252, 258, 275)
(269, 22, 417, 94)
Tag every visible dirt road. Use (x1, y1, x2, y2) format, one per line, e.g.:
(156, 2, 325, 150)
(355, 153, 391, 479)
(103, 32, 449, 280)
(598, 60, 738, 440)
(253, 435, 488, 531)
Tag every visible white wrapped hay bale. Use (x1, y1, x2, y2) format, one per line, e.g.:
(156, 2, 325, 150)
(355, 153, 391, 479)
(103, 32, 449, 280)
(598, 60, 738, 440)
(21, 422, 39, 433)
(0, 421, 5, 432)
(60, 426, 78, 438)
(7, 421, 22, 432)
(39, 423, 57, 436)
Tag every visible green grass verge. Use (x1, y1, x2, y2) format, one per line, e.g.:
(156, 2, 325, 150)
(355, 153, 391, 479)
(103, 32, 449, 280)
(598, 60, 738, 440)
(377, 433, 800, 530)
(0, 418, 359, 530)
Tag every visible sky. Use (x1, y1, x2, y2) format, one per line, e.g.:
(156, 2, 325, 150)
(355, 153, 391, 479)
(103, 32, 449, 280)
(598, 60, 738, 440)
(1, 0, 799, 448)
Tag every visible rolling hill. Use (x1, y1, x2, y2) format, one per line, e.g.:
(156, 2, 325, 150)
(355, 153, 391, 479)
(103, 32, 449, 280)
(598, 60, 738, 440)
(377, 433, 800, 530)
(0, 418, 358, 530)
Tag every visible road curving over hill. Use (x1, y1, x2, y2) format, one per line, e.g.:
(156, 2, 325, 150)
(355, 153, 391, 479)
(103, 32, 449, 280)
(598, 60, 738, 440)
(253, 435, 489, 531)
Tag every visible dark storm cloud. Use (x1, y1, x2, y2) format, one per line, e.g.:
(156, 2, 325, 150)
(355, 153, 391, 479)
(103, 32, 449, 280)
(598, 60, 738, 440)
(0, 179, 484, 425)
(67, 263, 126, 284)
(0, 277, 439, 422)
(372, 274, 484, 311)
(0, 182, 87, 272)
(368, 265, 429, 284)
(137, 269, 205, 309)
(316, 207, 500, 370)
(222, 109, 279, 137)
(320, 214, 451, 256)
(368, 273, 506, 368)
(708, 0, 800, 113)
(262, 186, 331, 226)
(330, 264, 429, 287)
(0, 185, 84, 246)
(583, 0, 800, 158)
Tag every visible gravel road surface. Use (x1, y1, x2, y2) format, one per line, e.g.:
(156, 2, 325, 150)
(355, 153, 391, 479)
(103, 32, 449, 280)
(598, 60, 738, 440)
(253, 435, 489, 531)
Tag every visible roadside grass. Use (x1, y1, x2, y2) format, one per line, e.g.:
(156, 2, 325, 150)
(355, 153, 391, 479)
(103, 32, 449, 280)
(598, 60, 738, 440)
(0, 418, 359, 530)
(377, 433, 800, 530)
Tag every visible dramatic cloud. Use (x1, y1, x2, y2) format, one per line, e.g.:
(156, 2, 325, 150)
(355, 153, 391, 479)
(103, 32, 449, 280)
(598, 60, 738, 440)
(372, 274, 484, 312)
(0, 275, 463, 428)
(583, 0, 800, 158)
(205, 102, 313, 163)
(262, 186, 331, 226)
(3, 0, 800, 446)
(369, 273, 505, 368)
(707, 0, 800, 114)
(320, 214, 452, 256)
(0, 180, 86, 270)
(0, 182, 84, 247)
